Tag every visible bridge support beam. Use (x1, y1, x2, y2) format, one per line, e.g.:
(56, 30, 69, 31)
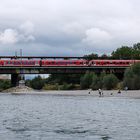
(11, 74, 20, 87)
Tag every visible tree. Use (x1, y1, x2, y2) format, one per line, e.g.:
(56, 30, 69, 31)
(90, 74, 101, 90)
(30, 75, 45, 90)
(132, 43, 140, 59)
(100, 54, 109, 59)
(103, 74, 119, 90)
(0, 79, 11, 91)
(133, 43, 140, 50)
(83, 53, 98, 60)
(123, 63, 140, 89)
(47, 74, 82, 85)
(80, 71, 93, 89)
(111, 46, 133, 59)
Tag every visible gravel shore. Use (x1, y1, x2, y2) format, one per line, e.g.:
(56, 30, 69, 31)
(1, 87, 140, 99)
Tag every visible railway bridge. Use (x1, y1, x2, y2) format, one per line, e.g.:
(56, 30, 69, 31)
(0, 56, 130, 86)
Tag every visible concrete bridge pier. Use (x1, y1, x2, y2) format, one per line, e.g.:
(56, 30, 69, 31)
(11, 74, 20, 87)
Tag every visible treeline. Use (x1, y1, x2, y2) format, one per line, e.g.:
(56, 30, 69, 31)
(26, 74, 82, 90)
(84, 43, 140, 60)
(80, 72, 119, 90)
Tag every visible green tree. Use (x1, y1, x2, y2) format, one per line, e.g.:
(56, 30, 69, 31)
(90, 74, 101, 90)
(100, 54, 109, 59)
(80, 71, 93, 89)
(0, 80, 11, 91)
(30, 75, 45, 90)
(123, 63, 140, 89)
(132, 43, 140, 59)
(47, 74, 82, 85)
(103, 74, 119, 90)
(111, 46, 133, 59)
(83, 53, 99, 60)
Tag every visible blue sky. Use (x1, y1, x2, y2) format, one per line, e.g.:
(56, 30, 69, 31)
(0, 0, 140, 56)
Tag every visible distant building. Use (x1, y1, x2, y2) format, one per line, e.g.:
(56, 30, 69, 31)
(0, 75, 10, 80)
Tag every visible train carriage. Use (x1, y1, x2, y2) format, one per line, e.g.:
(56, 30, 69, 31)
(3, 60, 40, 67)
(41, 60, 88, 67)
(89, 60, 134, 67)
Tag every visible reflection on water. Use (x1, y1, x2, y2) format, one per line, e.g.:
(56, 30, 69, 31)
(0, 93, 140, 140)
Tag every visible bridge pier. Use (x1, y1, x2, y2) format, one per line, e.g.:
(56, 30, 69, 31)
(11, 74, 20, 87)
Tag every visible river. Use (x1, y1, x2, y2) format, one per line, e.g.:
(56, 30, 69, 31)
(0, 93, 140, 140)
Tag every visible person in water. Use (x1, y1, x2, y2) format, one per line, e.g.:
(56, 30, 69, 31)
(118, 89, 121, 94)
(88, 89, 92, 94)
(98, 89, 102, 97)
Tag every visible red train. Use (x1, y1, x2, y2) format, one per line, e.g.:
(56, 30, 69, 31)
(0, 59, 139, 67)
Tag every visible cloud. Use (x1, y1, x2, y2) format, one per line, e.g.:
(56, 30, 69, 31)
(0, 0, 140, 55)
(0, 29, 18, 44)
(19, 21, 34, 35)
(0, 21, 35, 44)
(82, 28, 112, 46)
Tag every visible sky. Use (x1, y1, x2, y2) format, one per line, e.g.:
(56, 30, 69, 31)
(0, 0, 140, 56)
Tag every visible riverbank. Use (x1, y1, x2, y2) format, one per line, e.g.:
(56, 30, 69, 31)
(1, 89, 140, 99)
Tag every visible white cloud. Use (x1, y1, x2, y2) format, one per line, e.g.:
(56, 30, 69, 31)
(0, 21, 35, 44)
(0, 0, 140, 55)
(0, 29, 18, 44)
(82, 28, 112, 46)
(20, 21, 34, 35)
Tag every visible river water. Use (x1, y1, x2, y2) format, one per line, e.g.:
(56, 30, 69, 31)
(0, 93, 140, 140)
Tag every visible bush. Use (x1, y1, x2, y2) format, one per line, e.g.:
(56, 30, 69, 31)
(43, 84, 58, 90)
(30, 76, 45, 90)
(59, 83, 75, 90)
(80, 71, 94, 89)
(123, 63, 140, 89)
(103, 74, 119, 90)
(90, 74, 101, 90)
(0, 80, 11, 91)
